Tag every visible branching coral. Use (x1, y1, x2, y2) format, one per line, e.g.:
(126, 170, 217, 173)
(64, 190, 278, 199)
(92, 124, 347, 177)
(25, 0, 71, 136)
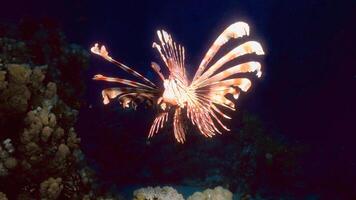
(133, 186, 184, 200)
(20, 104, 79, 171)
(0, 62, 49, 134)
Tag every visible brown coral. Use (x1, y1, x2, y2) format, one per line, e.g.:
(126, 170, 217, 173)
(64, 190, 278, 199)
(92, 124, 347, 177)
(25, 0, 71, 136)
(40, 177, 64, 200)
(0, 192, 8, 200)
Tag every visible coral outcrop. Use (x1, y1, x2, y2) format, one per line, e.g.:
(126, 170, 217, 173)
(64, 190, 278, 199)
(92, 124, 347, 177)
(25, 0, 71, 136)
(133, 186, 184, 200)
(187, 186, 233, 200)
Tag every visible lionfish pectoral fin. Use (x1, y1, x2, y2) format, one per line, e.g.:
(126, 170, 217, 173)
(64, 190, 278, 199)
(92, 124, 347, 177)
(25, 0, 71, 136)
(101, 87, 158, 110)
(173, 107, 186, 143)
(186, 22, 265, 139)
(91, 43, 111, 60)
(151, 62, 165, 81)
(148, 112, 169, 138)
(193, 41, 264, 86)
(91, 43, 157, 88)
(101, 88, 122, 105)
(193, 21, 250, 82)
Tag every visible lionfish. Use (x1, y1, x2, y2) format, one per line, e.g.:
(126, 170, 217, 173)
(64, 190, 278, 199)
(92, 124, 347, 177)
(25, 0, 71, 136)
(91, 21, 264, 143)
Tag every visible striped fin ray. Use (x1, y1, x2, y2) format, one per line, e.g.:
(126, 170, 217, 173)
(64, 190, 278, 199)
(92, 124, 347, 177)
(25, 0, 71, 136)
(185, 78, 252, 136)
(204, 78, 252, 92)
(101, 87, 158, 109)
(175, 86, 220, 137)
(193, 41, 264, 86)
(197, 62, 261, 87)
(185, 77, 254, 137)
(186, 102, 222, 137)
(184, 90, 228, 137)
(91, 43, 157, 87)
(148, 112, 169, 138)
(151, 62, 165, 81)
(196, 93, 232, 130)
(153, 30, 188, 85)
(193, 22, 250, 82)
(93, 74, 156, 90)
(195, 78, 252, 111)
(173, 107, 186, 143)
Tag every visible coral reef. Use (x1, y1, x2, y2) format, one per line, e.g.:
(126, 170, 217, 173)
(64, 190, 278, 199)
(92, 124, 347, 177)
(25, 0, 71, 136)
(187, 186, 233, 200)
(133, 186, 184, 200)
(132, 186, 238, 200)
(0, 21, 122, 200)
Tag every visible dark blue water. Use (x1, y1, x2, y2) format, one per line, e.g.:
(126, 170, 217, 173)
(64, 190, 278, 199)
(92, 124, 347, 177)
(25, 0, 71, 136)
(2, 0, 354, 198)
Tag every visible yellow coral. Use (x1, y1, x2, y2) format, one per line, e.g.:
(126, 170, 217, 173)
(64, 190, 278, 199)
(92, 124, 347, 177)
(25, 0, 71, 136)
(6, 64, 31, 84)
(0, 192, 8, 200)
(40, 177, 63, 200)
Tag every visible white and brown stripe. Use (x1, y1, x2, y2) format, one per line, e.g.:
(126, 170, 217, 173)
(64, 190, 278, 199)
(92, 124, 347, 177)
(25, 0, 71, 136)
(193, 22, 250, 82)
(91, 43, 157, 87)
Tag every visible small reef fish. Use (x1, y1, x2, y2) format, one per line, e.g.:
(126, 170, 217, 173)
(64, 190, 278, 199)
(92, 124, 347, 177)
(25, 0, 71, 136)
(91, 21, 264, 143)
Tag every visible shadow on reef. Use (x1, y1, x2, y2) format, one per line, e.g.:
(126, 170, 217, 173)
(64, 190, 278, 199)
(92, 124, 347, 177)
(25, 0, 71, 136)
(0, 19, 123, 200)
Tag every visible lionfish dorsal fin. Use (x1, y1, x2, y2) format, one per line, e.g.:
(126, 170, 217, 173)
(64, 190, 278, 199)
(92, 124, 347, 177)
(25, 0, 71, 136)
(153, 30, 187, 85)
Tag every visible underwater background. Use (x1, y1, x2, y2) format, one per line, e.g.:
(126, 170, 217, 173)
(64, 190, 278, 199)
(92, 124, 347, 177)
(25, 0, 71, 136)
(0, 0, 354, 199)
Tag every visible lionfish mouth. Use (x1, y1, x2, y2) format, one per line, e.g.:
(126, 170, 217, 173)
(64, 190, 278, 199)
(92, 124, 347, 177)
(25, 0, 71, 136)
(92, 74, 105, 80)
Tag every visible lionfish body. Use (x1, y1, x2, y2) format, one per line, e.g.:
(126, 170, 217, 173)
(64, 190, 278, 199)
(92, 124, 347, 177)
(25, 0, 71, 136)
(92, 22, 264, 143)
